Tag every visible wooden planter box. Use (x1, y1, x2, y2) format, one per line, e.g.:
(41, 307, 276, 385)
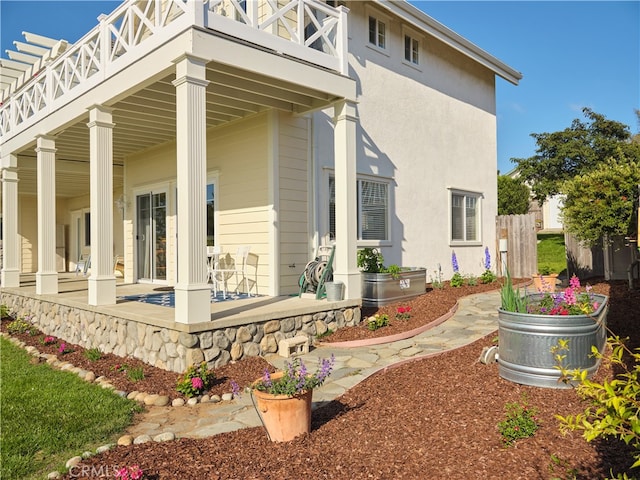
(361, 268, 427, 307)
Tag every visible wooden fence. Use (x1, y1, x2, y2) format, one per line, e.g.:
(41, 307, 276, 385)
(495, 213, 537, 278)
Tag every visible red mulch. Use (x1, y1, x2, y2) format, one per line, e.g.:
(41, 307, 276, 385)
(3, 279, 640, 479)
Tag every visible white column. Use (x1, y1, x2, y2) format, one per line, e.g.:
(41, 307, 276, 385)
(172, 54, 210, 324)
(35, 136, 58, 294)
(87, 105, 116, 305)
(332, 100, 360, 299)
(1, 154, 20, 287)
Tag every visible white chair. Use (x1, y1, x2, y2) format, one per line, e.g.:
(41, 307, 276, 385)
(208, 246, 235, 299)
(75, 253, 90, 276)
(233, 245, 253, 296)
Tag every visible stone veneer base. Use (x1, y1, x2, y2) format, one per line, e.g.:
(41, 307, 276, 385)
(1, 292, 361, 373)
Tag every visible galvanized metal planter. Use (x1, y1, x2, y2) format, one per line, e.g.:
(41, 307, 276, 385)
(498, 293, 608, 389)
(361, 268, 427, 307)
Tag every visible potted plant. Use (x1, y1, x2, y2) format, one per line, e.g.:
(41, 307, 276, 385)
(234, 356, 335, 442)
(531, 264, 559, 292)
(357, 248, 426, 307)
(498, 273, 608, 388)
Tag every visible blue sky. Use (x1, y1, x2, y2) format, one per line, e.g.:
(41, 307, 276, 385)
(1, 1, 638, 174)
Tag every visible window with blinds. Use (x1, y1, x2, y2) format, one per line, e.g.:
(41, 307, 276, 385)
(451, 192, 480, 242)
(329, 177, 389, 241)
(368, 16, 386, 49)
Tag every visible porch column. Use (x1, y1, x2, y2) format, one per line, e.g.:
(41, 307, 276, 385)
(332, 100, 360, 299)
(172, 55, 210, 324)
(35, 135, 58, 294)
(87, 105, 116, 305)
(1, 154, 20, 287)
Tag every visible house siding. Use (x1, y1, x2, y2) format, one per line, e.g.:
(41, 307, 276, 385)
(278, 112, 311, 294)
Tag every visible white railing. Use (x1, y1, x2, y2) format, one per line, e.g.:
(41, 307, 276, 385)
(207, 0, 348, 75)
(0, 0, 347, 140)
(0, 0, 190, 139)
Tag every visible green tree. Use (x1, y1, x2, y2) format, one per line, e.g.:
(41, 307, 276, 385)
(497, 175, 530, 215)
(561, 154, 639, 247)
(513, 108, 640, 204)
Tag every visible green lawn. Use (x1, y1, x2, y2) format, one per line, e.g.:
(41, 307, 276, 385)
(537, 233, 567, 275)
(0, 337, 140, 480)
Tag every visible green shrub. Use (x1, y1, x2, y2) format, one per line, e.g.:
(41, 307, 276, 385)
(497, 393, 540, 446)
(84, 348, 102, 362)
(367, 313, 389, 331)
(480, 269, 497, 284)
(0, 304, 12, 319)
(126, 366, 145, 382)
(466, 274, 478, 286)
(6, 317, 37, 335)
(450, 272, 464, 288)
(554, 336, 640, 475)
(176, 362, 215, 398)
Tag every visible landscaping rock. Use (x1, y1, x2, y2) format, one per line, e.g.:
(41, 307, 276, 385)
(84, 371, 96, 382)
(127, 391, 139, 400)
(95, 444, 112, 454)
(144, 394, 159, 406)
(172, 398, 185, 407)
(222, 393, 233, 401)
(153, 395, 170, 407)
(81, 451, 93, 459)
(65, 456, 82, 468)
(133, 434, 152, 444)
(209, 394, 221, 403)
(200, 394, 210, 403)
(186, 397, 199, 406)
(117, 435, 134, 446)
(153, 432, 176, 442)
(47, 472, 61, 479)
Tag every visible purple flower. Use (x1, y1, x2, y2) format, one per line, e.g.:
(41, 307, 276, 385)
(191, 377, 204, 390)
(230, 380, 241, 398)
(262, 369, 272, 387)
(316, 354, 335, 383)
(451, 251, 459, 273)
(484, 247, 491, 270)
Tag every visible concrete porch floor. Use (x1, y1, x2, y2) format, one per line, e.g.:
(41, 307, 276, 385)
(4, 273, 361, 334)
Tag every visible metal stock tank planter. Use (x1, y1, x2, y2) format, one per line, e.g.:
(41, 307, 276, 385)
(357, 247, 426, 307)
(498, 279, 608, 389)
(361, 268, 427, 307)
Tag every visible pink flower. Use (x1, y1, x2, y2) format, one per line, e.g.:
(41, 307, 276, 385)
(129, 466, 144, 480)
(569, 275, 581, 290)
(191, 377, 204, 390)
(58, 343, 66, 353)
(593, 302, 599, 310)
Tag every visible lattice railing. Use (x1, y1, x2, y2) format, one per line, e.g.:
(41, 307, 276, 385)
(0, 0, 190, 138)
(207, 0, 347, 73)
(0, 0, 347, 139)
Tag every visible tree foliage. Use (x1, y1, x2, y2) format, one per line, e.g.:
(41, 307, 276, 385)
(561, 154, 640, 247)
(513, 108, 640, 204)
(497, 175, 530, 215)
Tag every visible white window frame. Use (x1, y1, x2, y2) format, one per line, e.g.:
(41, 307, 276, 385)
(327, 172, 392, 247)
(449, 188, 483, 246)
(366, 7, 390, 56)
(402, 26, 421, 68)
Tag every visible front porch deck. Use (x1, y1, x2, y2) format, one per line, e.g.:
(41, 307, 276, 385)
(1, 274, 361, 373)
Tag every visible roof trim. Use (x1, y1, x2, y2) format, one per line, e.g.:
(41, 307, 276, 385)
(373, 0, 523, 86)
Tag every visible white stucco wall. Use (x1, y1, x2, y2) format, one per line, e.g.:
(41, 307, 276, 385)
(313, 2, 499, 279)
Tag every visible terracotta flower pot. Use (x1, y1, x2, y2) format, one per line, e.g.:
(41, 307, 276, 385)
(531, 273, 558, 292)
(252, 372, 313, 442)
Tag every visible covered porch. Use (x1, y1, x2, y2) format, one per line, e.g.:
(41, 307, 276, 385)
(1, 0, 361, 330)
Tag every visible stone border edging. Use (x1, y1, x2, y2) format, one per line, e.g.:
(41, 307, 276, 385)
(321, 303, 459, 348)
(320, 282, 531, 349)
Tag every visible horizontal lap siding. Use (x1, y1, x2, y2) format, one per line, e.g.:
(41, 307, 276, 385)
(278, 113, 310, 294)
(211, 115, 270, 293)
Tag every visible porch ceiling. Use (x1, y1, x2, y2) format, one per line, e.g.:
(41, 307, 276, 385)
(14, 62, 336, 198)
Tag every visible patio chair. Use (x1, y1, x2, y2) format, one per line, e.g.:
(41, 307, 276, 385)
(75, 253, 90, 276)
(232, 245, 254, 296)
(208, 246, 234, 299)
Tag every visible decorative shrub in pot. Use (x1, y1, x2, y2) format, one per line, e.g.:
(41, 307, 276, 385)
(236, 356, 335, 442)
(357, 248, 426, 307)
(498, 274, 608, 388)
